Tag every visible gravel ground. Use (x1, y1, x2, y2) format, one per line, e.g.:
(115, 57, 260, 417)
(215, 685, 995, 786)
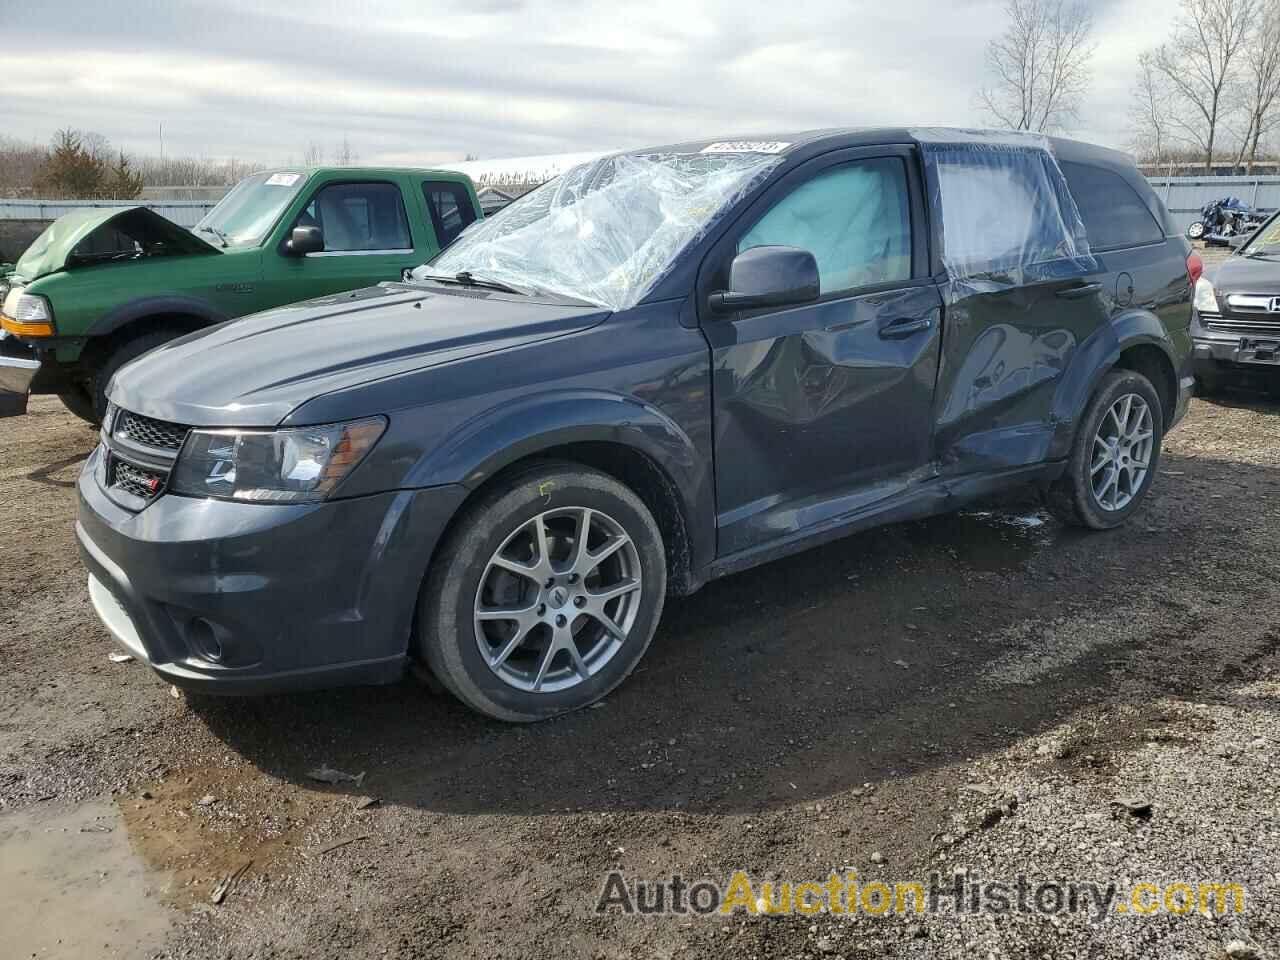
(2, 361, 1278, 958)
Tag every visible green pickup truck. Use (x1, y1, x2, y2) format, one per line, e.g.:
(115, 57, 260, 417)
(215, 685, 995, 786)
(0, 166, 481, 421)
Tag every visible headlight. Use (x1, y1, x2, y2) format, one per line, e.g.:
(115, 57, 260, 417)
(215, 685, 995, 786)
(0, 289, 55, 335)
(169, 417, 386, 503)
(1193, 277, 1219, 314)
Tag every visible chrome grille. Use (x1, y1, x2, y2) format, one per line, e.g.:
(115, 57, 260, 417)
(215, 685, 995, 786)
(1203, 315, 1280, 337)
(115, 410, 189, 451)
(110, 458, 165, 500)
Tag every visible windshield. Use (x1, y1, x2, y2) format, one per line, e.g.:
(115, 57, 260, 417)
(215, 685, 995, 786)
(194, 171, 308, 247)
(1242, 212, 1280, 257)
(426, 151, 783, 310)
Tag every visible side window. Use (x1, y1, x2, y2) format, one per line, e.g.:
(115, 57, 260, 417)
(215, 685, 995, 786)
(1060, 161, 1164, 250)
(294, 182, 411, 252)
(423, 180, 478, 248)
(737, 158, 912, 295)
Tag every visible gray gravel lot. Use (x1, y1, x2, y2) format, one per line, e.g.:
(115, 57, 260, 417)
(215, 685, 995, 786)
(1, 342, 1278, 958)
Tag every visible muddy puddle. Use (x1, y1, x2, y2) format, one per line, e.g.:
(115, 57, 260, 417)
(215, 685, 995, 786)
(0, 801, 176, 958)
(903, 507, 1059, 571)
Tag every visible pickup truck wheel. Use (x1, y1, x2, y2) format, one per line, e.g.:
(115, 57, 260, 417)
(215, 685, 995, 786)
(418, 462, 667, 722)
(1044, 369, 1164, 530)
(89, 329, 183, 423)
(57, 387, 97, 425)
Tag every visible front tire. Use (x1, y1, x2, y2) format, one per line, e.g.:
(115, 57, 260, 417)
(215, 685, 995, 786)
(57, 386, 98, 425)
(417, 462, 667, 722)
(1045, 369, 1164, 530)
(87, 328, 185, 423)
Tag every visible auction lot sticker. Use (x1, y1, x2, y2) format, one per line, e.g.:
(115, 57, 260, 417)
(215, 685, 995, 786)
(700, 141, 792, 154)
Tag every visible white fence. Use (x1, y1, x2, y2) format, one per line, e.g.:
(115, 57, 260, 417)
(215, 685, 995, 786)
(0, 198, 216, 228)
(3, 175, 1280, 235)
(1146, 176, 1280, 232)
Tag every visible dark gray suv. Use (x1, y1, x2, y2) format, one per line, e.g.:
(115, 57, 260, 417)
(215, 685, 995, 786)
(77, 128, 1197, 721)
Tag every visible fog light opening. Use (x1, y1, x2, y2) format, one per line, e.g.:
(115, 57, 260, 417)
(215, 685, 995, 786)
(187, 617, 223, 662)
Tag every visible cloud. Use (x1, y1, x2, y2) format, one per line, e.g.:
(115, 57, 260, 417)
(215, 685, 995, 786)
(0, 0, 1159, 165)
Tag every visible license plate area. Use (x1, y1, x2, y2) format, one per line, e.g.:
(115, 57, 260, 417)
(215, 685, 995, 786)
(1238, 337, 1280, 364)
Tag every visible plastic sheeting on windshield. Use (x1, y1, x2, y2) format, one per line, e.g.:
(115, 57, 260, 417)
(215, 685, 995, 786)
(910, 128, 1096, 296)
(427, 151, 783, 312)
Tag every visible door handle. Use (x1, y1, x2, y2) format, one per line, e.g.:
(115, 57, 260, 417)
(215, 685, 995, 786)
(879, 317, 933, 339)
(1055, 282, 1103, 300)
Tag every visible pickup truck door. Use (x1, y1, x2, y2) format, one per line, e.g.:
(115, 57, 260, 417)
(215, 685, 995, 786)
(699, 146, 943, 557)
(269, 179, 425, 300)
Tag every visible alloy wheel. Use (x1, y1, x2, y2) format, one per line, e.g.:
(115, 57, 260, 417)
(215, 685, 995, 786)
(474, 507, 643, 693)
(1090, 393, 1154, 512)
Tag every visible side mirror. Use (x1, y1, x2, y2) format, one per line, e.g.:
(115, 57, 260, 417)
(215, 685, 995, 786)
(286, 225, 324, 256)
(710, 245, 820, 314)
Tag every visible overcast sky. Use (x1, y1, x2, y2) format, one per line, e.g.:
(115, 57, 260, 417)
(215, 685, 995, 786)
(2, 0, 1173, 167)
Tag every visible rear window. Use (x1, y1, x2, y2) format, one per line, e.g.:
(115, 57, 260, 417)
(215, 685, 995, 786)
(423, 180, 477, 248)
(1060, 161, 1164, 250)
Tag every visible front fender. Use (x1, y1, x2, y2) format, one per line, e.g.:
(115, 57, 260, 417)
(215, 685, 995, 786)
(1048, 309, 1179, 459)
(88, 295, 229, 339)
(403, 388, 713, 577)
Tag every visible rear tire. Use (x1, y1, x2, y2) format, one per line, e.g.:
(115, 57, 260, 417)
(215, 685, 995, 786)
(417, 462, 667, 722)
(1044, 369, 1164, 530)
(88, 328, 184, 423)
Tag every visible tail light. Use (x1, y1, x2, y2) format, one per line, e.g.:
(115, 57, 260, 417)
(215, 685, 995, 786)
(1186, 251, 1204, 288)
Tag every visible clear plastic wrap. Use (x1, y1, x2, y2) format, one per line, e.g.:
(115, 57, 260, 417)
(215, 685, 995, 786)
(910, 128, 1096, 292)
(426, 151, 782, 311)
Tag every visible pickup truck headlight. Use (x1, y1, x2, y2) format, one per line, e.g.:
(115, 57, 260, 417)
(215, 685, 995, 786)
(169, 417, 386, 503)
(1193, 277, 1219, 314)
(0, 289, 55, 336)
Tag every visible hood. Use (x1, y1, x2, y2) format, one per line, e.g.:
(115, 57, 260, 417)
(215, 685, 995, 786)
(108, 283, 609, 427)
(1211, 254, 1280, 295)
(14, 207, 220, 281)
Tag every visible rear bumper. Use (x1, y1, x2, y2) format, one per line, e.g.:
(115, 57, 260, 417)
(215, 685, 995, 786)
(0, 334, 39, 417)
(76, 445, 469, 695)
(1171, 372, 1194, 429)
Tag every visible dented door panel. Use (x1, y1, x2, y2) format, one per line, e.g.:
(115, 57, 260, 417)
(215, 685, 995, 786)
(933, 277, 1108, 475)
(708, 284, 944, 554)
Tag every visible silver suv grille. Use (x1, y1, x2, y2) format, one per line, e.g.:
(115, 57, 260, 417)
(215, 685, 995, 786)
(114, 410, 189, 451)
(100, 407, 191, 508)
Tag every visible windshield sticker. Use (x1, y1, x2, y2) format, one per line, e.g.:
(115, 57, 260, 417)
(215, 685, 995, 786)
(265, 173, 302, 186)
(700, 141, 791, 155)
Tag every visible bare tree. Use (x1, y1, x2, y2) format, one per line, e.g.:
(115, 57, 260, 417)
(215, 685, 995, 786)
(333, 135, 358, 166)
(1131, 50, 1179, 168)
(1233, 0, 1280, 172)
(302, 141, 324, 166)
(978, 0, 1097, 132)
(1155, 0, 1257, 171)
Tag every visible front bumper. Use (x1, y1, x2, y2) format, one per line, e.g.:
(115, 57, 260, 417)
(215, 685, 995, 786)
(0, 333, 39, 417)
(77, 445, 468, 694)
(1192, 334, 1280, 378)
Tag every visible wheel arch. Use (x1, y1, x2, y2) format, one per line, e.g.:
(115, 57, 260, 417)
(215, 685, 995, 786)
(80, 297, 229, 370)
(1050, 310, 1181, 458)
(410, 392, 712, 596)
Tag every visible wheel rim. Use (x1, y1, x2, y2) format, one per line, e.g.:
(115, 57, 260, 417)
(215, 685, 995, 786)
(1090, 393, 1155, 512)
(474, 507, 643, 693)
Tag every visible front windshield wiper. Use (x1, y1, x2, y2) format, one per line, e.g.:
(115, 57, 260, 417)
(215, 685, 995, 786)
(1243, 251, 1280, 260)
(196, 225, 229, 248)
(416, 270, 528, 295)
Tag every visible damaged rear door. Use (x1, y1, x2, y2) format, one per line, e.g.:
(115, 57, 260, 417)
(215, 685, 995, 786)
(700, 146, 942, 556)
(917, 133, 1105, 475)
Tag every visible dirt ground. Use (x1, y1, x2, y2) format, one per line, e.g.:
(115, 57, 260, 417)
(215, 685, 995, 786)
(2, 368, 1279, 958)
